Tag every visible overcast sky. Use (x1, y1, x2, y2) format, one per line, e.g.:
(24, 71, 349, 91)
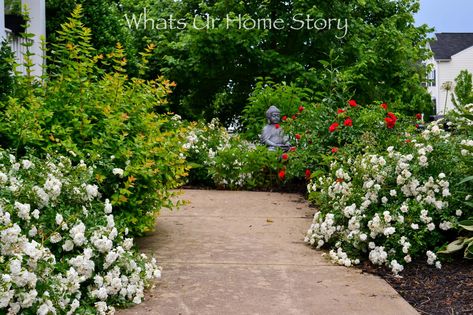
(414, 0, 473, 33)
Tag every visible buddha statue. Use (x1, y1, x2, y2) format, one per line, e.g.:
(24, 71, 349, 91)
(260, 106, 291, 151)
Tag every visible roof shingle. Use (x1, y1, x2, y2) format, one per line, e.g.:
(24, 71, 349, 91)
(430, 33, 473, 60)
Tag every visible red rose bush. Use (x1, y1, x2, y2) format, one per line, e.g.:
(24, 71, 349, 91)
(305, 120, 472, 274)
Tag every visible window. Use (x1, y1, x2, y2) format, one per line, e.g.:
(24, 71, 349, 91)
(427, 69, 436, 87)
(5, 0, 22, 15)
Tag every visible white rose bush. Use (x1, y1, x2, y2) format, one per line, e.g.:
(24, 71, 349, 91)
(0, 152, 161, 314)
(305, 119, 472, 274)
(183, 119, 281, 190)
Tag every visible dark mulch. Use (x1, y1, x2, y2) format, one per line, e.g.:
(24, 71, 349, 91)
(360, 259, 473, 315)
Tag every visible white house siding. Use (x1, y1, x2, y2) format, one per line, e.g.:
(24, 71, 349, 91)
(0, 0, 45, 76)
(426, 56, 438, 108)
(22, 0, 45, 76)
(435, 45, 473, 114)
(0, 0, 5, 40)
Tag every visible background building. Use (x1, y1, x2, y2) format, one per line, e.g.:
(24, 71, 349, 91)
(0, 0, 46, 76)
(427, 33, 473, 114)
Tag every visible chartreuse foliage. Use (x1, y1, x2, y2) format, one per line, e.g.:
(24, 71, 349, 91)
(0, 5, 189, 235)
(46, 0, 139, 74)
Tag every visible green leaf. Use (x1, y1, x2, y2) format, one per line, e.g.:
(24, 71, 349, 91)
(187, 162, 203, 169)
(438, 238, 467, 254)
(463, 201, 473, 208)
(458, 176, 473, 185)
(464, 241, 473, 259)
(459, 219, 473, 231)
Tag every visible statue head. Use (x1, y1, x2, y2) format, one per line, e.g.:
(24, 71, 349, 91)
(265, 106, 281, 124)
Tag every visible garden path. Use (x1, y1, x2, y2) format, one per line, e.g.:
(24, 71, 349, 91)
(117, 189, 418, 315)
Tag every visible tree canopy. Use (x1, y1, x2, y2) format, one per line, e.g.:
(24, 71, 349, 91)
(47, 0, 434, 123)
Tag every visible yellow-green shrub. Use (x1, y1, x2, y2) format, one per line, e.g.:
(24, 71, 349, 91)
(0, 5, 189, 235)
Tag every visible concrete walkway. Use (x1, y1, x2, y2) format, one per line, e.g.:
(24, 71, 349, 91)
(118, 190, 418, 315)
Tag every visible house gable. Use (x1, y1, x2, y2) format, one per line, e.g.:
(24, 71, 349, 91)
(430, 33, 473, 61)
(451, 44, 473, 60)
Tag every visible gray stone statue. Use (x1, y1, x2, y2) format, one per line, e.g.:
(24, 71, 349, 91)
(260, 106, 291, 151)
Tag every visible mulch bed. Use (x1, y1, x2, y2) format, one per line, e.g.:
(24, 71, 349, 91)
(360, 259, 473, 315)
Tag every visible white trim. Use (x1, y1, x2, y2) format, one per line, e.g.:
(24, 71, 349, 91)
(0, 0, 5, 41)
(21, 0, 46, 76)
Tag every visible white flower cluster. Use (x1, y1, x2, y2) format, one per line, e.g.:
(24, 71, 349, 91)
(460, 139, 473, 156)
(305, 129, 467, 274)
(183, 120, 263, 188)
(0, 152, 161, 314)
(328, 247, 360, 267)
(421, 120, 449, 141)
(305, 212, 339, 247)
(426, 250, 442, 269)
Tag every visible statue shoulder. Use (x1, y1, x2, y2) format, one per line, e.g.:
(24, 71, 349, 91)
(262, 125, 273, 131)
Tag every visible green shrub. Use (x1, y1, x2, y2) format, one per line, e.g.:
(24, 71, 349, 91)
(452, 70, 473, 108)
(273, 100, 417, 184)
(0, 5, 189, 235)
(184, 119, 282, 190)
(0, 39, 15, 103)
(241, 79, 313, 141)
(305, 119, 472, 273)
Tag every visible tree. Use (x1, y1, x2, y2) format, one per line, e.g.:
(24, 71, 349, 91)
(0, 40, 15, 102)
(46, 0, 139, 74)
(453, 70, 473, 108)
(51, 0, 433, 123)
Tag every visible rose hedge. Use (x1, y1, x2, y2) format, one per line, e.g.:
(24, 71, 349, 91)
(305, 118, 472, 273)
(0, 151, 161, 314)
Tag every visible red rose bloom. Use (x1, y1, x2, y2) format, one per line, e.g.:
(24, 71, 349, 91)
(385, 112, 397, 129)
(380, 103, 388, 110)
(331, 147, 338, 153)
(295, 133, 301, 140)
(289, 147, 296, 152)
(405, 139, 411, 143)
(348, 99, 357, 107)
(282, 115, 287, 121)
(292, 115, 297, 120)
(415, 124, 419, 129)
(344, 118, 353, 127)
(278, 170, 285, 180)
(305, 169, 311, 179)
(328, 122, 339, 133)
(387, 112, 397, 121)
(337, 109, 345, 114)
(385, 117, 396, 129)
(282, 153, 288, 160)
(416, 113, 422, 120)
(298, 106, 305, 112)
(275, 124, 280, 129)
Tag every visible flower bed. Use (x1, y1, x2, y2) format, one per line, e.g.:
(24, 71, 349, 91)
(183, 119, 282, 190)
(304, 117, 472, 273)
(0, 152, 161, 314)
